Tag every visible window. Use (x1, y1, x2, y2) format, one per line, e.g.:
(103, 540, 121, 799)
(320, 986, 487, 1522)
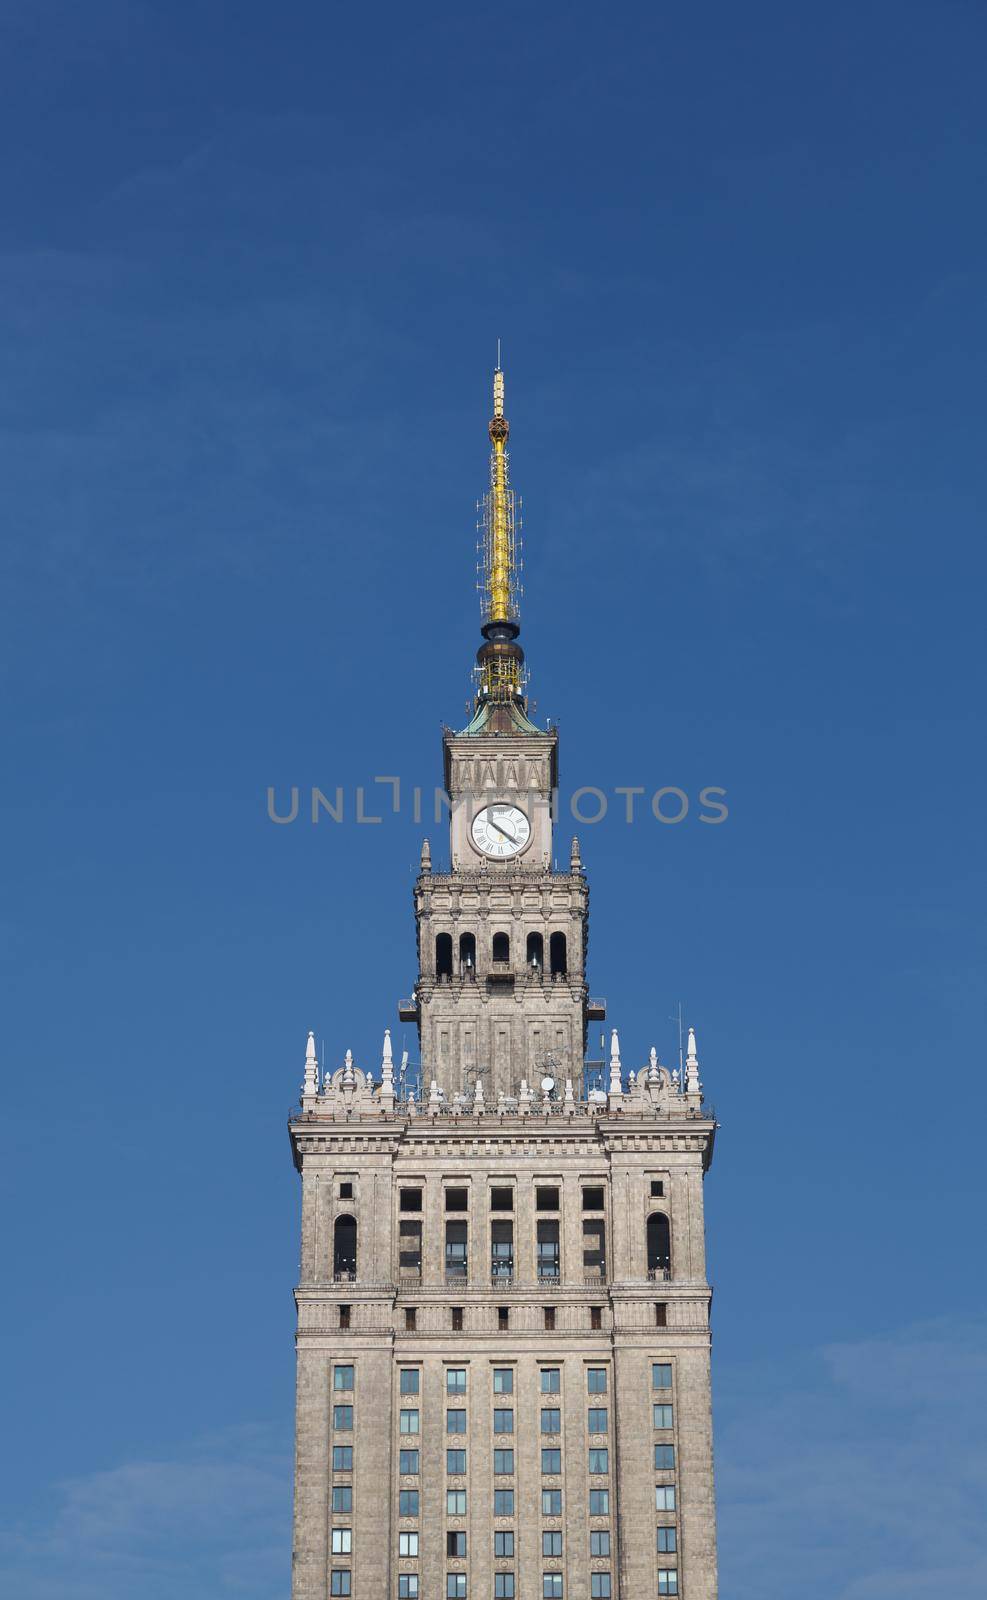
(447, 1489, 467, 1515)
(494, 1532, 515, 1557)
(399, 1532, 419, 1557)
(541, 1449, 562, 1474)
(590, 1306, 603, 1330)
(494, 1576, 515, 1599)
(655, 1302, 668, 1327)
(543, 1576, 563, 1599)
(658, 1571, 679, 1595)
(490, 1187, 513, 1210)
(334, 1365, 355, 1391)
(588, 1448, 609, 1474)
(544, 1306, 556, 1331)
(653, 1404, 673, 1429)
(654, 1444, 676, 1470)
(339, 1181, 353, 1199)
(399, 1489, 419, 1516)
(494, 1409, 514, 1433)
(588, 1408, 608, 1433)
(647, 1213, 671, 1275)
(331, 1529, 352, 1554)
(399, 1579, 419, 1600)
(536, 1186, 560, 1210)
(590, 1531, 611, 1556)
(583, 1218, 606, 1277)
(541, 1368, 561, 1393)
(655, 1486, 676, 1511)
(526, 930, 544, 969)
(447, 1449, 467, 1474)
(400, 1187, 423, 1211)
(653, 1363, 673, 1390)
(542, 1531, 562, 1556)
(549, 931, 567, 975)
(447, 1368, 467, 1394)
(459, 931, 476, 972)
(446, 1221, 468, 1278)
(493, 1368, 514, 1394)
(582, 1186, 605, 1210)
(436, 932, 453, 977)
(452, 1306, 464, 1331)
(333, 1405, 353, 1430)
(542, 1489, 562, 1515)
(400, 1408, 420, 1434)
(399, 1218, 422, 1275)
(491, 1219, 514, 1279)
(494, 1489, 514, 1516)
(405, 1307, 417, 1331)
(657, 1528, 677, 1554)
(399, 1449, 419, 1475)
(447, 1576, 467, 1599)
(332, 1446, 353, 1471)
(400, 1369, 420, 1395)
(332, 1486, 352, 1512)
(587, 1368, 607, 1393)
(493, 1450, 515, 1474)
(446, 1186, 469, 1210)
(330, 1573, 351, 1597)
(492, 931, 510, 963)
(590, 1578, 611, 1599)
(540, 1407, 561, 1434)
(447, 1409, 467, 1433)
(339, 1304, 351, 1330)
(589, 1489, 610, 1515)
(651, 1180, 664, 1197)
(447, 1531, 467, 1557)
(498, 1306, 510, 1331)
(333, 1216, 357, 1277)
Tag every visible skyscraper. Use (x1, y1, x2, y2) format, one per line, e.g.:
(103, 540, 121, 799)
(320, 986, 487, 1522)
(289, 368, 719, 1600)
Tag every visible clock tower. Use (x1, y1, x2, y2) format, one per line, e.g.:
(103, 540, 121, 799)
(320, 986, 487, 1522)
(399, 367, 605, 1101)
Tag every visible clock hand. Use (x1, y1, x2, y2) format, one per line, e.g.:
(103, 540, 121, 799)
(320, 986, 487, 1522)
(488, 817, 517, 843)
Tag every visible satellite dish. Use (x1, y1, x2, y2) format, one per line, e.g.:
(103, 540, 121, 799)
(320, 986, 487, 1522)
(540, 1075, 556, 1093)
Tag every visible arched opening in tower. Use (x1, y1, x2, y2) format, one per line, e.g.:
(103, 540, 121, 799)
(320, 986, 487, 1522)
(435, 933, 453, 978)
(492, 932, 510, 965)
(550, 932, 568, 976)
(647, 1212, 671, 1277)
(459, 932, 476, 974)
(526, 932, 544, 970)
(333, 1214, 357, 1279)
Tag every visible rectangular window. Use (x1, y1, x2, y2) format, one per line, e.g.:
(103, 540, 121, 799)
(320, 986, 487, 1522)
(333, 1365, 354, 1391)
(446, 1187, 469, 1211)
(447, 1368, 467, 1394)
(654, 1444, 676, 1470)
(398, 1579, 419, 1600)
(339, 1181, 353, 1199)
(653, 1404, 673, 1429)
(588, 1407, 608, 1433)
(491, 1219, 514, 1279)
(589, 1489, 610, 1515)
(540, 1407, 561, 1434)
(536, 1186, 560, 1210)
(544, 1306, 556, 1331)
(590, 1531, 611, 1556)
(655, 1486, 676, 1511)
(399, 1489, 419, 1516)
(399, 1532, 419, 1557)
(653, 1363, 673, 1390)
(400, 1409, 420, 1435)
(339, 1304, 351, 1330)
(542, 1489, 562, 1515)
(657, 1528, 677, 1554)
(332, 1446, 353, 1471)
(493, 1449, 515, 1474)
(447, 1409, 467, 1434)
(658, 1571, 679, 1595)
(446, 1221, 468, 1278)
(446, 1576, 467, 1598)
(655, 1302, 667, 1328)
(447, 1449, 467, 1475)
(330, 1574, 351, 1597)
(537, 1219, 560, 1279)
(582, 1186, 605, 1210)
(494, 1489, 515, 1516)
(542, 1576, 563, 1598)
(399, 1449, 419, 1475)
(447, 1489, 467, 1515)
(447, 1531, 466, 1557)
(333, 1405, 353, 1430)
(590, 1305, 602, 1330)
(332, 1486, 352, 1512)
(651, 1180, 664, 1197)
(498, 1305, 510, 1331)
(490, 1187, 514, 1210)
(590, 1578, 611, 1599)
(542, 1531, 563, 1556)
(452, 1306, 464, 1331)
(400, 1187, 423, 1211)
(588, 1448, 609, 1474)
(399, 1218, 422, 1275)
(494, 1576, 515, 1599)
(331, 1529, 352, 1554)
(494, 1532, 515, 1557)
(540, 1369, 561, 1393)
(400, 1369, 420, 1395)
(494, 1409, 514, 1434)
(587, 1367, 607, 1394)
(582, 1218, 606, 1278)
(541, 1449, 562, 1474)
(405, 1307, 417, 1331)
(493, 1368, 514, 1394)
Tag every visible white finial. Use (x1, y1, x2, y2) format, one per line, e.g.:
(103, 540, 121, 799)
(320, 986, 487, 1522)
(342, 1048, 355, 1087)
(685, 1026, 701, 1097)
(649, 1046, 659, 1083)
(428, 1078, 441, 1109)
(302, 1029, 320, 1101)
(564, 1077, 575, 1105)
(608, 1029, 623, 1098)
(420, 838, 431, 873)
(381, 1029, 395, 1100)
(474, 1075, 484, 1109)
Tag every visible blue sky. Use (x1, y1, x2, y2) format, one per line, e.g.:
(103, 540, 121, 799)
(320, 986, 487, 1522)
(1, 2, 986, 1595)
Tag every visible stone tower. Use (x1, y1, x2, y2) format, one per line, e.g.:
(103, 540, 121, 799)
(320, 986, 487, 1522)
(289, 367, 719, 1600)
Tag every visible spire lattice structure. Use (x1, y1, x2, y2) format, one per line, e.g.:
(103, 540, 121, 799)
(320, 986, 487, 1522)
(476, 364, 525, 705)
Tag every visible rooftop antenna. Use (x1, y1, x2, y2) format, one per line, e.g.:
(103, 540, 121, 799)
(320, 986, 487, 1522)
(497, 335, 501, 368)
(668, 1003, 685, 1075)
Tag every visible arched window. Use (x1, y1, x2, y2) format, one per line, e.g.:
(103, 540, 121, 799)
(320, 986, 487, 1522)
(647, 1212, 671, 1278)
(435, 933, 453, 978)
(459, 932, 476, 973)
(549, 932, 568, 976)
(526, 932, 544, 969)
(492, 932, 510, 964)
(334, 1214, 357, 1279)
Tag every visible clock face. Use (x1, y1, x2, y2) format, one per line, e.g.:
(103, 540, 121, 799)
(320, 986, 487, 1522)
(470, 803, 531, 859)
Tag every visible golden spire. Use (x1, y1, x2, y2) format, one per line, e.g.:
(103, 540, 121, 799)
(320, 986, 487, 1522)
(476, 361, 525, 704)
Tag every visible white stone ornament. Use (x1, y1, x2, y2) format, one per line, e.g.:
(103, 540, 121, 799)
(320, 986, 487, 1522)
(302, 1030, 320, 1101)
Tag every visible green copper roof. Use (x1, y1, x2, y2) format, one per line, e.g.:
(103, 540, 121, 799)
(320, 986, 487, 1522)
(458, 697, 550, 737)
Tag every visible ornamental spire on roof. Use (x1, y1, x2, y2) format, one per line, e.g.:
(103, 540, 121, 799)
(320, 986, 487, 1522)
(475, 358, 526, 707)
